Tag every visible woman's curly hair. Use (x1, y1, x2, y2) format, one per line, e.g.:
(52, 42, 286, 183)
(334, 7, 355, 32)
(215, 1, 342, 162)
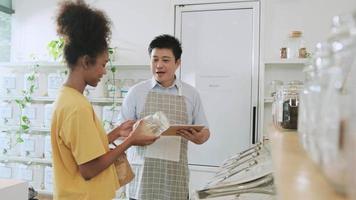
(56, 0, 111, 68)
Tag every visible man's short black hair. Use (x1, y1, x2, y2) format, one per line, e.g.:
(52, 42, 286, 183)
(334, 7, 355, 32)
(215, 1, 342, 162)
(148, 34, 182, 60)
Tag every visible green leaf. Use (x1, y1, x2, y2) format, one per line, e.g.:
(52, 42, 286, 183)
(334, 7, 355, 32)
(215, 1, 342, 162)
(24, 96, 32, 103)
(30, 85, 35, 93)
(21, 115, 29, 123)
(16, 137, 24, 143)
(21, 124, 30, 131)
(27, 75, 35, 81)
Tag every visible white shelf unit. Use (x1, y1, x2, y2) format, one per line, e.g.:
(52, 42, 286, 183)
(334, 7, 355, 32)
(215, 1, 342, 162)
(0, 62, 151, 198)
(0, 62, 149, 70)
(0, 96, 124, 104)
(0, 126, 50, 133)
(0, 156, 52, 165)
(259, 59, 308, 137)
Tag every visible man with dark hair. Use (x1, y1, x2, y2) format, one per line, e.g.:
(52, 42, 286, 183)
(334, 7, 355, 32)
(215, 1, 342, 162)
(118, 34, 211, 199)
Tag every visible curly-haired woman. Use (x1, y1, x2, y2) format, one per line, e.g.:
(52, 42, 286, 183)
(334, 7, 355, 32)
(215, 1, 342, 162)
(51, 1, 158, 199)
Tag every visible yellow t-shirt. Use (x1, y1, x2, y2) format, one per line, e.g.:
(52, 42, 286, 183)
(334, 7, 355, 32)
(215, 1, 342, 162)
(51, 86, 119, 200)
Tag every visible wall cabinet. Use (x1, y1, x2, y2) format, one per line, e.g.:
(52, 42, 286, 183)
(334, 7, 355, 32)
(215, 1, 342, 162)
(259, 59, 307, 136)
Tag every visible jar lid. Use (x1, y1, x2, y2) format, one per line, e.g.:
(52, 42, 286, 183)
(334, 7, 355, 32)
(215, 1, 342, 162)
(289, 31, 302, 38)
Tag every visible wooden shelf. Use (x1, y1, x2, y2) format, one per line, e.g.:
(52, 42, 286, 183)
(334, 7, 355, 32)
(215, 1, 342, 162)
(264, 97, 273, 103)
(264, 58, 309, 65)
(36, 190, 53, 200)
(269, 128, 348, 200)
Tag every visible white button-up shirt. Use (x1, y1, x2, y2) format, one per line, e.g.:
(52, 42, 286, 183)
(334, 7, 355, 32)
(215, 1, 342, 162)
(118, 77, 209, 127)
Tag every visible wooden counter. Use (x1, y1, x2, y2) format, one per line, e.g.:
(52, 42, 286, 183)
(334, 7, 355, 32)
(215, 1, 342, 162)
(269, 128, 348, 200)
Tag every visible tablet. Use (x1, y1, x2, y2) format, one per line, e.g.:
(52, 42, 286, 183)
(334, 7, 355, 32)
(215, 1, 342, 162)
(161, 125, 205, 136)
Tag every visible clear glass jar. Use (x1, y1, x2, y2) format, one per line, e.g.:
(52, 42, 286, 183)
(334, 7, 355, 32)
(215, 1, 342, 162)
(301, 42, 334, 165)
(287, 31, 305, 59)
(268, 80, 283, 97)
(273, 86, 300, 131)
(347, 12, 356, 200)
(298, 62, 315, 150)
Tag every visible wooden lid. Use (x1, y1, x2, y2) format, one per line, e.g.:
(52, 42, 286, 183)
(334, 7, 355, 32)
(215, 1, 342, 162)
(290, 31, 302, 38)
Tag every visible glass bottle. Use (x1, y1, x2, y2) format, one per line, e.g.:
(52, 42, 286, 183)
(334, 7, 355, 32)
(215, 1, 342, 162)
(273, 85, 301, 131)
(287, 31, 305, 59)
(268, 80, 283, 97)
(320, 13, 356, 195)
(298, 61, 315, 150)
(305, 42, 333, 165)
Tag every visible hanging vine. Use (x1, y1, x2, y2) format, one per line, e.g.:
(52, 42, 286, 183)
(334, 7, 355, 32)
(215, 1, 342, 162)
(14, 58, 40, 143)
(103, 47, 120, 130)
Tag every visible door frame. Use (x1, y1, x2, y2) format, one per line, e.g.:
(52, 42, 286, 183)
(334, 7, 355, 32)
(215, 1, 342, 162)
(174, 1, 261, 144)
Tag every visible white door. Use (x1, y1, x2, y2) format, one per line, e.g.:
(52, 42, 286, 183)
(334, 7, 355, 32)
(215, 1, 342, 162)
(175, 1, 260, 167)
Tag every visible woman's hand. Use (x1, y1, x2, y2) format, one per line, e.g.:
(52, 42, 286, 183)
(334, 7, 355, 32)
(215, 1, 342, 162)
(127, 120, 159, 146)
(177, 128, 210, 144)
(107, 120, 135, 143)
(116, 120, 135, 137)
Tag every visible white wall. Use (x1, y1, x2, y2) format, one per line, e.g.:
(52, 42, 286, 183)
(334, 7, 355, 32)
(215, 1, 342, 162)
(10, 0, 173, 64)
(262, 0, 356, 61)
(10, 0, 356, 63)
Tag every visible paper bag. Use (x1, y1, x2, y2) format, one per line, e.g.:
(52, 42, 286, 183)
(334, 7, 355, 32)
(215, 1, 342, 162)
(114, 154, 135, 187)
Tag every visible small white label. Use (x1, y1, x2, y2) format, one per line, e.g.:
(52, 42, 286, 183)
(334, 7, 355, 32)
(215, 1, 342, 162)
(3, 76, 16, 89)
(0, 166, 12, 178)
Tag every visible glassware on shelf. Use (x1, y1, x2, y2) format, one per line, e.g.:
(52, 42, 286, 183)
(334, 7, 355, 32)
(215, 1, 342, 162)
(268, 80, 283, 98)
(287, 31, 306, 59)
(298, 62, 315, 150)
(346, 12, 356, 198)
(300, 42, 333, 164)
(119, 79, 135, 98)
(328, 13, 356, 88)
(318, 13, 356, 194)
(272, 84, 301, 131)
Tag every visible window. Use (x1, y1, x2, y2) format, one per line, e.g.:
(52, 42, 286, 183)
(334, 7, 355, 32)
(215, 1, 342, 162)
(0, 11, 11, 62)
(0, 0, 13, 62)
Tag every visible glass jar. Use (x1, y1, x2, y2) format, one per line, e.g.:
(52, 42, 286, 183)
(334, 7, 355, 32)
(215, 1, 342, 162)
(273, 86, 300, 131)
(268, 80, 283, 97)
(287, 31, 306, 59)
(298, 62, 315, 150)
(347, 12, 356, 200)
(318, 13, 356, 195)
(302, 42, 333, 164)
(286, 80, 304, 91)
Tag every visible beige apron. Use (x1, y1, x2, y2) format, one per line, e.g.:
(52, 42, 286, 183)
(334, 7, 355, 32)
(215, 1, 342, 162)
(128, 91, 189, 200)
